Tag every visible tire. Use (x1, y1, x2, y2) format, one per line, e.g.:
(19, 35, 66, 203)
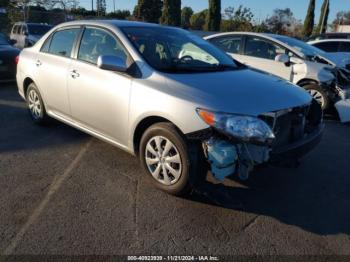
(26, 83, 49, 125)
(139, 122, 207, 196)
(303, 84, 330, 111)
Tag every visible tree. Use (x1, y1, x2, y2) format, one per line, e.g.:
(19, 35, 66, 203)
(316, 0, 329, 34)
(181, 6, 193, 28)
(302, 0, 315, 37)
(107, 10, 131, 20)
(253, 22, 270, 33)
(221, 5, 253, 32)
(190, 9, 208, 30)
(135, 0, 162, 23)
(206, 0, 221, 31)
(43, 0, 78, 11)
(96, 0, 106, 16)
(332, 11, 350, 27)
(160, 0, 181, 26)
(265, 8, 298, 35)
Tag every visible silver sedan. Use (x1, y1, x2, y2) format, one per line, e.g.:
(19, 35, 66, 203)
(16, 20, 324, 195)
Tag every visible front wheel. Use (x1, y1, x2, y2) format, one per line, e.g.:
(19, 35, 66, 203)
(304, 84, 330, 111)
(139, 122, 206, 196)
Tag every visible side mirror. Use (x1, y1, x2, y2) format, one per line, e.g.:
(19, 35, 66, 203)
(9, 39, 17, 45)
(275, 54, 290, 65)
(290, 57, 304, 64)
(97, 55, 128, 72)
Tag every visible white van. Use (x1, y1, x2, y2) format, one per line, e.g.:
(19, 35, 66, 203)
(10, 22, 52, 49)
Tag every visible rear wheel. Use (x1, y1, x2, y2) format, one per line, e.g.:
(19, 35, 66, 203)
(304, 84, 330, 111)
(139, 122, 206, 196)
(26, 83, 49, 125)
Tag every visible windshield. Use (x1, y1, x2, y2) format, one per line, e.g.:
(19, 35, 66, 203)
(121, 26, 238, 73)
(273, 35, 326, 58)
(27, 24, 52, 36)
(0, 33, 9, 45)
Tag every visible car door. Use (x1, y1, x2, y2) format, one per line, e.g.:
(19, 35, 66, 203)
(238, 36, 293, 81)
(67, 26, 133, 144)
(34, 27, 81, 118)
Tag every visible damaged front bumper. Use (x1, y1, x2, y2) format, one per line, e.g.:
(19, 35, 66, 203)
(195, 100, 324, 182)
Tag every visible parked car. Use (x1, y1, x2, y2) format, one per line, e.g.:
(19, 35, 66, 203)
(205, 32, 350, 115)
(308, 39, 350, 53)
(307, 33, 350, 42)
(10, 22, 52, 49)
(17, 20, 324, 195)
(0, 32, 20, 82)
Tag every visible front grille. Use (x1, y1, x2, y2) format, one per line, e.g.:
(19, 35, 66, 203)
(259, 100, 322, 148)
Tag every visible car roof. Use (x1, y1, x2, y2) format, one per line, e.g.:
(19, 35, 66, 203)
(55, 19, 177, 30)
(14, 22, 51, 26)
(308, 39, 350, 44)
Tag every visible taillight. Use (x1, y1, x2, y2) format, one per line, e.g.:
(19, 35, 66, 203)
(15, 55, 19, 65)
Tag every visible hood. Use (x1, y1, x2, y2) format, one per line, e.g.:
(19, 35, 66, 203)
(164, 68, 312, 116)
(319, 52, 350, 68)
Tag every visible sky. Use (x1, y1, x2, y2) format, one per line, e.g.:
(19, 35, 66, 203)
(78, 0, 346, 23)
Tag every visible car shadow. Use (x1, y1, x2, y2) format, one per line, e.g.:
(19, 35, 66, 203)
(186, 156, 350, 236)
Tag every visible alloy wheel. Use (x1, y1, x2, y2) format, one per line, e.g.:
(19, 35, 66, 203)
(145, 136, 182, 186)
(308, 89, 325, 108)
(28, 89, 42, 119)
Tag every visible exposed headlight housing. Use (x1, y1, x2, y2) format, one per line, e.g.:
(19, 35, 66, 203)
(197, 109, 275, 145)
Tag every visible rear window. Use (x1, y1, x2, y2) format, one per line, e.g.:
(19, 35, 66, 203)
(313, 42, 340, 52)
(339, 42, 350, 52)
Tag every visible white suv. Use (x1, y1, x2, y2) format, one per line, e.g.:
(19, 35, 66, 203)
(205, 32, 350, 115)
(10, 22, 52, 49)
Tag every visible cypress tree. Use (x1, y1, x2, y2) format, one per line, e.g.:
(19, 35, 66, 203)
(206, 0, 221, 31)
(316, 0, 330, 34)
(181, 7, 194, 29)
(161, 0, 181, 26)
(302, 0, 315, 37)
(136, 0, 163, 23)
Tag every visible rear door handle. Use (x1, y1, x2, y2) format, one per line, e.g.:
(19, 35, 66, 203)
(70, 69, 80, 79)
(35, 60, 42, 66)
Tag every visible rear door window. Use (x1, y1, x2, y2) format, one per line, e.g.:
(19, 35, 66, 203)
(48, 28, 80, 58)
(209, 36, 242, 54)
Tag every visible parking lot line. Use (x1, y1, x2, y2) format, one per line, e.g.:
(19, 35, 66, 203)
(1, 139, 92, 256)
(0, 99, 26, 109)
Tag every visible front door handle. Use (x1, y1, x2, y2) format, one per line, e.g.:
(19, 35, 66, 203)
(70, 69, 80, 79)
(35, 60, 42, 66)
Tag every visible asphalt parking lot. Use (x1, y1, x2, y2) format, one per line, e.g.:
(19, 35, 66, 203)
(1, 82, 350, 256)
